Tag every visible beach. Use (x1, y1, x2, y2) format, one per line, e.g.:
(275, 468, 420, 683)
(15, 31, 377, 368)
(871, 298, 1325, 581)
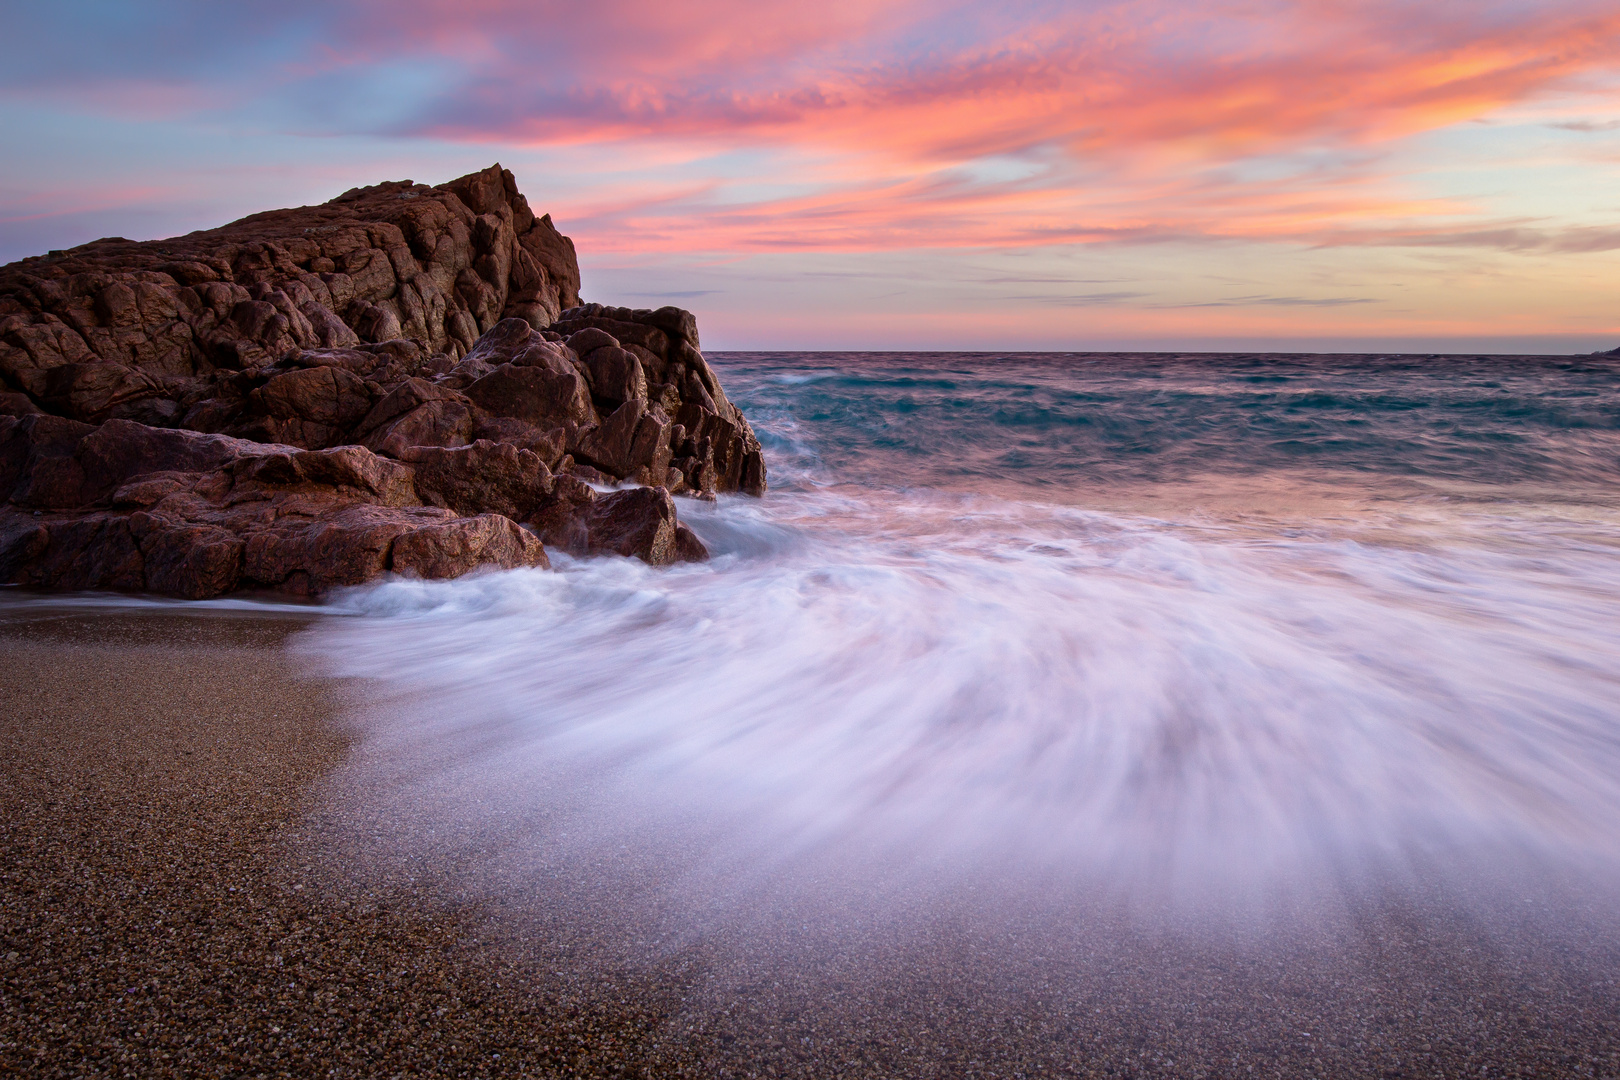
(2, 607, 1618, 1077)
(7, 349, 1620, 1077)
(0, 604, 657, 1077)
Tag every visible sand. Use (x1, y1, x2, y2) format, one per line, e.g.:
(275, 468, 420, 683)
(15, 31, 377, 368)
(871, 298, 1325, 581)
(3, 601, 1620, 1078)
(0, 603, 653, 1078)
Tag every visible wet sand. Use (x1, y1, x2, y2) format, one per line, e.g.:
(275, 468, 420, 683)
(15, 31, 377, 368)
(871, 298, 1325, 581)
(3, 602, 1620, 1078)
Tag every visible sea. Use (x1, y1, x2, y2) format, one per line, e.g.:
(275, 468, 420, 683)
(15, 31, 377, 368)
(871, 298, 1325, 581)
(308, 351, 1620, 915)
(31, 350, 1620, 1072)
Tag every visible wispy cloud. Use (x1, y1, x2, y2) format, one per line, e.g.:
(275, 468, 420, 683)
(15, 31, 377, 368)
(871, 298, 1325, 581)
(1173, 295, 1377, 308)
(2, 0, 1618, 348)
(1009, 292, 1152, 305)
(6, 0, 1619, 258)
(1548, 119, 1620, 132)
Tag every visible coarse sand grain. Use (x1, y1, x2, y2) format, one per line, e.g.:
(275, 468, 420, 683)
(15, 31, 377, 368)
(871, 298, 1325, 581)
(0, 604, 656, 1078)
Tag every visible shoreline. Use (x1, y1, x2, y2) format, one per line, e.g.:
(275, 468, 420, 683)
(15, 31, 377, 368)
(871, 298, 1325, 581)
(4, 600, 1620, 1078)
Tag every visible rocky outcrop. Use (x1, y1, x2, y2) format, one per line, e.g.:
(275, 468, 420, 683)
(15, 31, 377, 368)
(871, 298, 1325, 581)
(0, 166, 767, 598)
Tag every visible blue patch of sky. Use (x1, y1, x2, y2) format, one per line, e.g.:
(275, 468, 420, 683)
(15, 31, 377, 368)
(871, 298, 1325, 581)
(0, 1, 330, 90)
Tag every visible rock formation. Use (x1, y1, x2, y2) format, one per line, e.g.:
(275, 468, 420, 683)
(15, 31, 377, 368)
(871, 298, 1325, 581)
(0, 165, 765, 598)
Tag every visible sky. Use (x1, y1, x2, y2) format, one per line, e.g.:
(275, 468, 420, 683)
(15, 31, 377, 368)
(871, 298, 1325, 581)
(2, 0, 1618, 351)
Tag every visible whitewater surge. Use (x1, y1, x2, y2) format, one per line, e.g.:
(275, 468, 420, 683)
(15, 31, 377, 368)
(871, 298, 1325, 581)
(301, 352, 1620, 919)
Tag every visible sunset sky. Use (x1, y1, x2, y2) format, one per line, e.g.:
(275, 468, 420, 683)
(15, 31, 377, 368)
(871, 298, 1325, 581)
(2, 0, 1618, 351)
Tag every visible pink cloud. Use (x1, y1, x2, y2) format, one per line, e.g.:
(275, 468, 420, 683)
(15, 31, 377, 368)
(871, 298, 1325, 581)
(9, 1, 1619, 262)
(390, 1, 1620, 161)
(337, 0, 1618, 255)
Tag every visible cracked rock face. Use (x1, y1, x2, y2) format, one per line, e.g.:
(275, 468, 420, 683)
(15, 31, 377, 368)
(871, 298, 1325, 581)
(0, 165, 766, 597)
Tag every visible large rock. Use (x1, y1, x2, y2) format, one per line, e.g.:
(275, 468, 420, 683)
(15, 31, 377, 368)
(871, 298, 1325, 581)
(581, 486, 685, 566)
(554, 304, 766, 496)
(0, 164, 577, 425)
(465, 362, 591, 428)
(391, 513, 549, 579)
(0, 168, 759, 598)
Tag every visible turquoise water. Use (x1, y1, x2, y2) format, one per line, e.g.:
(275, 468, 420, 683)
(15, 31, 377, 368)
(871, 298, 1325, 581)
(724, 351, 1620, 494)
(313, 352, 1620, 904)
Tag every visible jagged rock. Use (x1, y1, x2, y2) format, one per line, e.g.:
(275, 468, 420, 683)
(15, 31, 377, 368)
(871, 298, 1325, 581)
(0, 391, 42, 417)
(230, 444, 420, 508)
(403, 440, 554, 520)
(580, 345, 648, 407)
(468, 417, 566, 464)
(355, 378, 466, 439)
(0, 167, 758, 597)
(1, 511, 146, 592)
(464, 362, 591, 428)
(243, 504, 445, 595)
(134, 517, 246, 599)
(572, 399, 673, 484)
(527, 474, 597, 556)
(580, 486, 683, 566)
(1, 414, 98, 508)
(674, 523, 710, 563)
(1, 164, 575, 425)
(237, 364, 374, 448)
(531, 480, 693, 566)
(391, 513, 549, 579)
(554, 303, 765, 496)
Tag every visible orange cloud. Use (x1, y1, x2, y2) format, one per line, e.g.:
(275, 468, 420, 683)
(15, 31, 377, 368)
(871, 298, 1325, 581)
(373, 0, 1620, 255)
(406, 1, 1620, 159)
(8, 0, 1618, 264)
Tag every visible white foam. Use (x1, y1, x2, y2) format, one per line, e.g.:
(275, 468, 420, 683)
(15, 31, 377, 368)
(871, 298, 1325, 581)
(303, 484, 1620, 912)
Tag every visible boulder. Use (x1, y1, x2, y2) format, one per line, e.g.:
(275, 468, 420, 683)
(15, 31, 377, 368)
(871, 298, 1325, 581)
(240, 365, 373, 449)
(404, 440, 554, 520)
(0, 510, 145, 592)
(581, 346, 647, 407)
(391, 514, 549, 579)
(132, 517, 246, 599)
(674, 523, 710, 563)
(465, 362, 592, 427)
(581, 486, 683, 566)
(0, 166, 762, 598)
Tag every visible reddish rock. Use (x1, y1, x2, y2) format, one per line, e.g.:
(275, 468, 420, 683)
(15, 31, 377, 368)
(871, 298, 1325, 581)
(0, 167, 763, 598)
(555, 303, 764, 495)
(0, 512, 50, 578)
(242, 504, 445, 595)
(404, 440, 553, 520)
(2, 510, 146, 592)
(0, 392, 43, 417)
(355, 378, 469, 441)
(469, 417, 566, 465)
(1, 414, 98, 508)
(674, 523, 710, 563)
(391, 514, 549, 579)
(581, 486, 681, 566)
(580, 345, 648, 407)
(465, 362, 592, 428)
(231, 445, 419, 507)
(78, 419, 267, 504)
(238, 365, 374, 449)
(131, 516, 246, 599)
(527, 474, 598, 556)
(364, 399, 476, 457)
